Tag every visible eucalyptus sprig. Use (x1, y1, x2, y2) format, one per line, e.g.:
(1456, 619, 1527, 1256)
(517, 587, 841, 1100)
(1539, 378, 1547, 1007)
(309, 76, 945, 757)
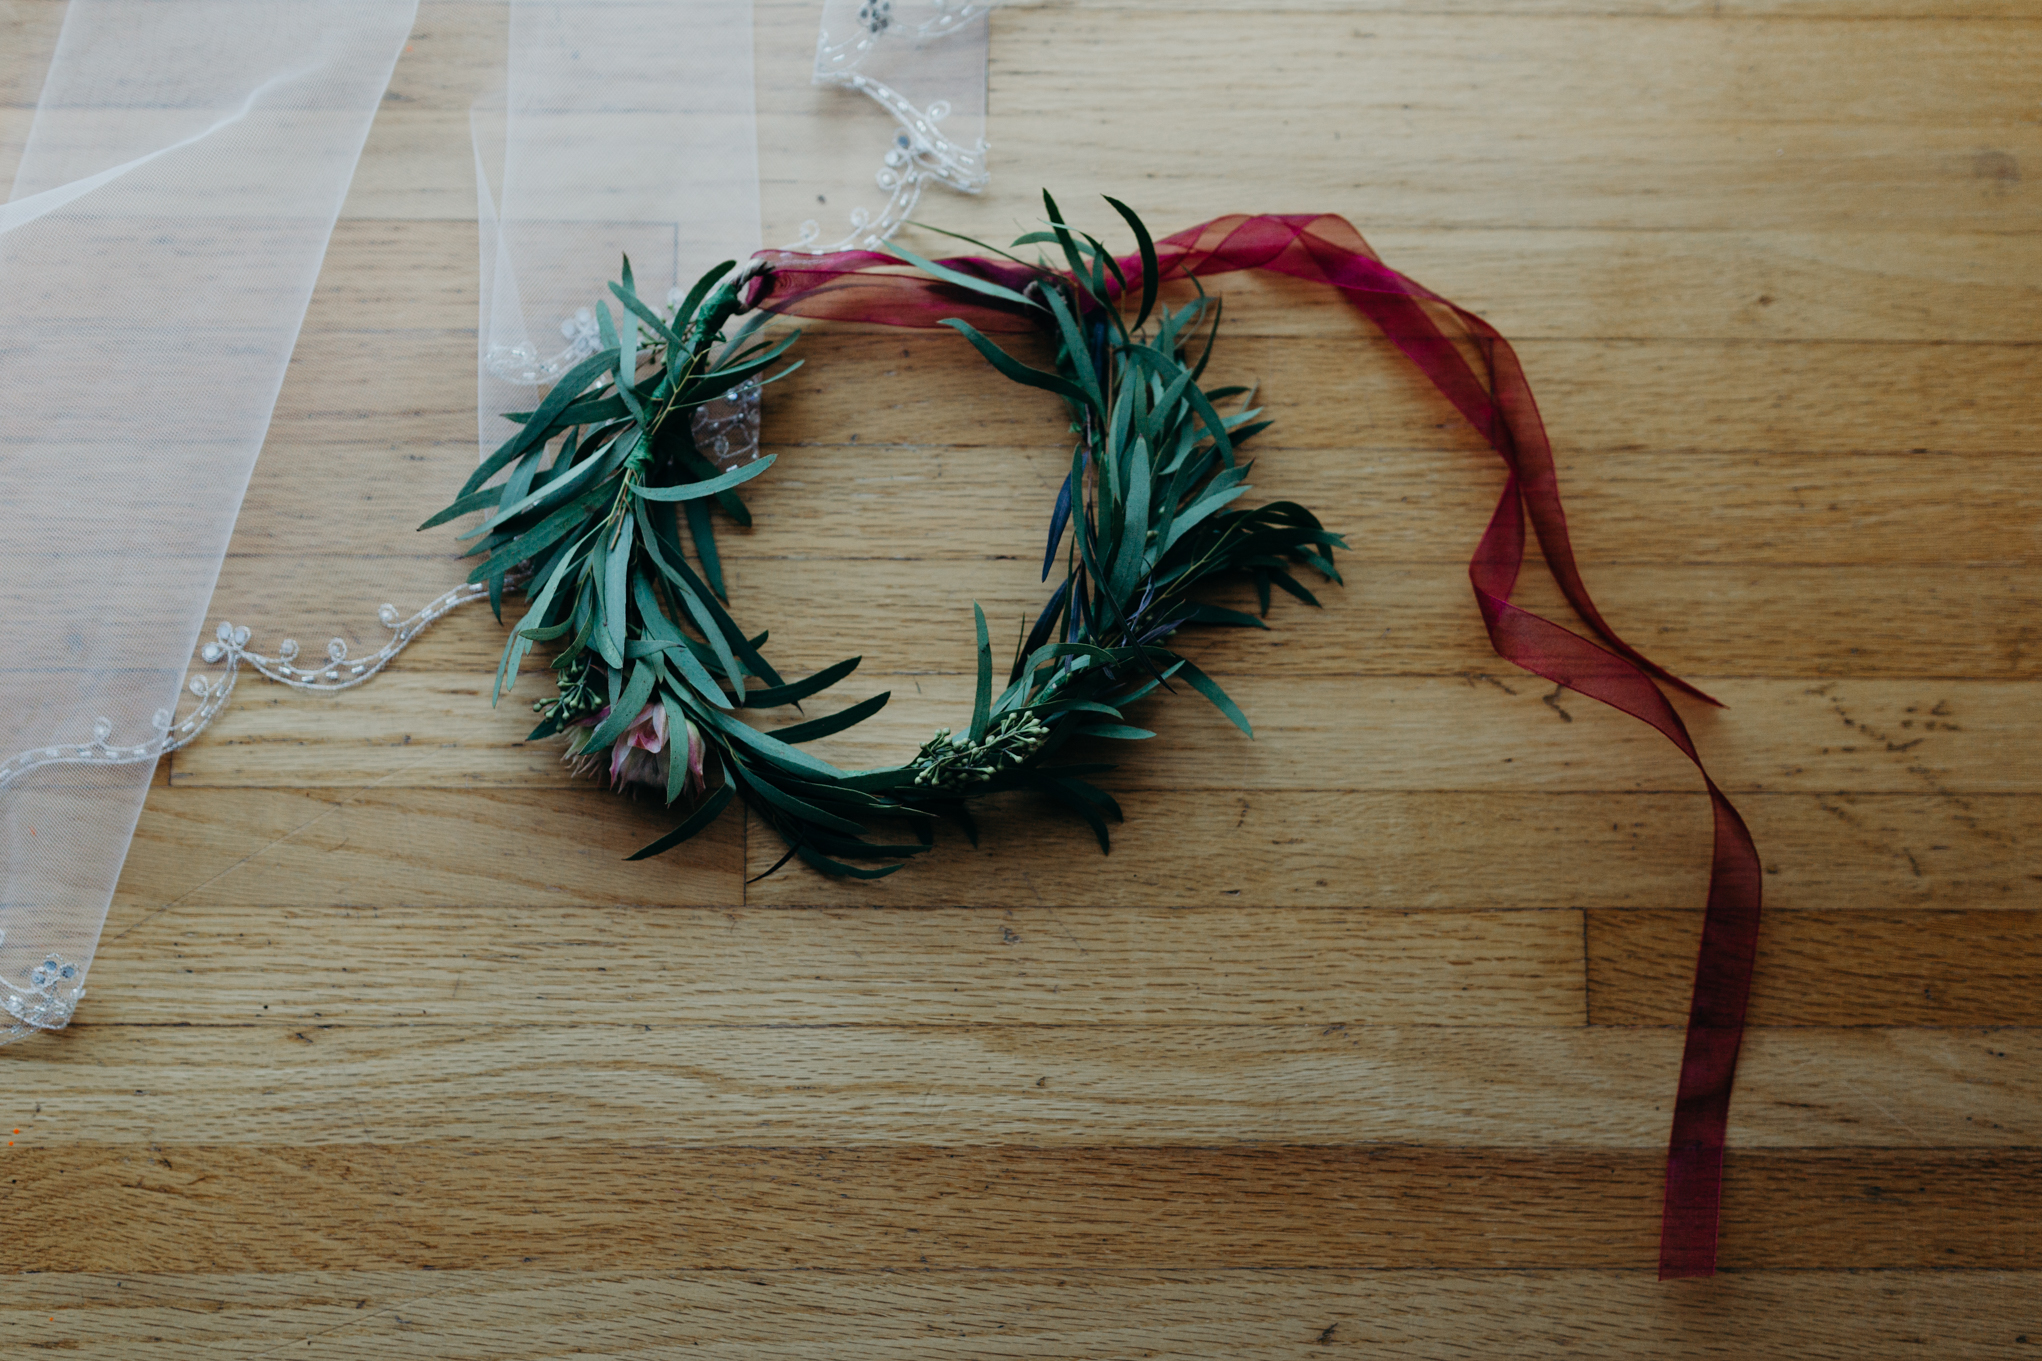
(432, 195, 1345, 880)
(857, 191, 1348, 857)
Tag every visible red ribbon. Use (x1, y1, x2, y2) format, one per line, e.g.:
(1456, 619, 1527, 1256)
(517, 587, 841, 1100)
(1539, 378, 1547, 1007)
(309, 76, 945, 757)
(756, 213, 1763, 1279)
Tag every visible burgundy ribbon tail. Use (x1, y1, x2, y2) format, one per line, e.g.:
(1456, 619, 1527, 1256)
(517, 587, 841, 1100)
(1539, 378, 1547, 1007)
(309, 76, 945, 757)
(754, 213, 1766, 1277)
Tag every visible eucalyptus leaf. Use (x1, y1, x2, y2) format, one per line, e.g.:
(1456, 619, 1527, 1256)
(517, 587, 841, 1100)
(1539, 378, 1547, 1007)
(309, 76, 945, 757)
(630, 453, 776, 501)
(880, 239, 1039, 310)
(626, 783, 734, 860)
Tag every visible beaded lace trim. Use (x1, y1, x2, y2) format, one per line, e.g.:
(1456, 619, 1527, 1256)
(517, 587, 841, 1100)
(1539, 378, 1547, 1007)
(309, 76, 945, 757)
(0, 588, 485, 1042)
(790, 2, 997, 252)
(0, 389, 761, 1042)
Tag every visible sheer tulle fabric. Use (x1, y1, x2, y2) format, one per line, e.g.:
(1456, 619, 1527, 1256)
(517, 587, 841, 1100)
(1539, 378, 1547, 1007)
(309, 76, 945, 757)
(0, 0, 1006, 1042)
(475, 0, 761, 445)
(0, 0, 419, 1040)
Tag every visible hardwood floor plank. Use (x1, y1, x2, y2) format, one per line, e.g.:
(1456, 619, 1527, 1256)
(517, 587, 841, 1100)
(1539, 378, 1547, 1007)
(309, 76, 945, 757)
(348, 10, 2042, 232)
(5, 1146, 2035, 1272)
(254, 329, 2042, 462)
(185, 552, 2039, 687)
(731, 443, 2041, 569)
(1588, 908, 2042, 1026)
(115, 785, 744, 915)
(741, 789, 2034, 909)
(286, 218, 2042, 345)
(14, 1024, 2038, 1149)
(4, 1268, 2037, 1360)
(81, 905, 1587, 1028)
(112, 782, 2036, 913)
(225, 430, 2042, 570)
(165, 669, 2037, 798)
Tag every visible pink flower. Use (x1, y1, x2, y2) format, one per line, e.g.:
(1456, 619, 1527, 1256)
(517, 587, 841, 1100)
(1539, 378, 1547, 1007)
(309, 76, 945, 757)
(608, 702, 666, 789)
(602, 702, 705, 795)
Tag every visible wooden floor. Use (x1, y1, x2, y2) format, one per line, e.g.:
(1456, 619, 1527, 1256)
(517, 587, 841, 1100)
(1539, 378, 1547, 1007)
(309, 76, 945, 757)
(6, 0, 2040, 1354)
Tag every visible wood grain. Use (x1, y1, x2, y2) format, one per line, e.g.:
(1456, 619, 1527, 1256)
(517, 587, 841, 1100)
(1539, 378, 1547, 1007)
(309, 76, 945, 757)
(1588, 909, 2042, 1026)
(19, 1022, 2041, 1148)
(167, 667, 2036, 795)
(6, 1146, 2038, 1272)
(108, 783, 2038, 911)
(5, 0, 2038, 1352)
(5, 1269, 2038, 1361)
(81, 904, 1589, 1028)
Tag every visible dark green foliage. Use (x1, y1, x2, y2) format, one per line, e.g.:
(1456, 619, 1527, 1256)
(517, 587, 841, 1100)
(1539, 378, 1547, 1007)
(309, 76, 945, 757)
(432, 197, 1344, 878)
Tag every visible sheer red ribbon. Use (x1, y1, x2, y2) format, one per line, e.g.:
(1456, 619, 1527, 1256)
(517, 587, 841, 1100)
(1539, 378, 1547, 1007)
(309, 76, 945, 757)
(755, 213, 1763, 1279)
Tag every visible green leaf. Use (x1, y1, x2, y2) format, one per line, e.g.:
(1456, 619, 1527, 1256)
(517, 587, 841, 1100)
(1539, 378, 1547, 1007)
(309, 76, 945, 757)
(1104, 195, 1159, 333)
(880, 239, 1040, 310)
(661, 691, 693, 806)
(626, 783, 734, 860)
(591, 576, 625, 669)
(1183, 604, 1268, 629)
(1123, 345, 1235, 466)
(637, 500, 781, 685)
(712, 309, 774, 366)
(517, 617, 576, 642)
(461, 425, 624, 540)
(702, 706, 844, 780)
(610, 278, 681, 350)
(604, 515, 633, 663)
(459, 355, 616, 497)
(767, 690, 890, 744)
(670, 564, 746, 698)
(1039, 285, 1103, 415)
(683, 497, 727, 599)
(1107, 656, 1188, 709)
(793, 845, 905, 880)
(460, 346, 619, 497)
(968, 602, 993, 743)
(1156, 473, 1253, 561)
(1261, 566, 1322, 609)
(734, 765, 868, 837)
(586, 660, 656, 750)
(747, 656, 861, 707)
(673, 332, 802, 401)
(902, 218, 1039, 268)
(615, 307, 643, 424)
(418, 484, 503, 531)
(1141, 367, 1196, 461)
(1077, 724, 1155, 741)
(630, 570, 731, 710)
(1038, 774, 1111, 853)
(673, 259, 736, 333)
(1110, 436, 1151, 600)
(501, 436, 552, 514)
(465, 480, 611, 586)
(1176, 658, 1253, 738)
(1189, 293, 1224, 383)
(631, 453, 776, 501)
(939, 319, 1091, 407)
(1039, 190, 1093, 300)
(1052, 772, 1125, 822)
(1080, 230, 1126, 295)
(492, 529, 588, 704)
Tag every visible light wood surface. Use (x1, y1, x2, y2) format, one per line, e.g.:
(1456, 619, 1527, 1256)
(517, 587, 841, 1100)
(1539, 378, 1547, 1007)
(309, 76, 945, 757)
(5, 0, 2039, 1354)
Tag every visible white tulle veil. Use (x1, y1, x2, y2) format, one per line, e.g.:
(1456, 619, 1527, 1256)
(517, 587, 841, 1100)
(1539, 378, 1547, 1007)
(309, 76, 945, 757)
(0, 0, 1011, 1042)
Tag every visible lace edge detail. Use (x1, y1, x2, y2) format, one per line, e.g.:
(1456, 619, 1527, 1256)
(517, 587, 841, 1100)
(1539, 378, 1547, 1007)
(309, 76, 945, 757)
(0, 583, 492, 1042)
(792, 9, 995, 253)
